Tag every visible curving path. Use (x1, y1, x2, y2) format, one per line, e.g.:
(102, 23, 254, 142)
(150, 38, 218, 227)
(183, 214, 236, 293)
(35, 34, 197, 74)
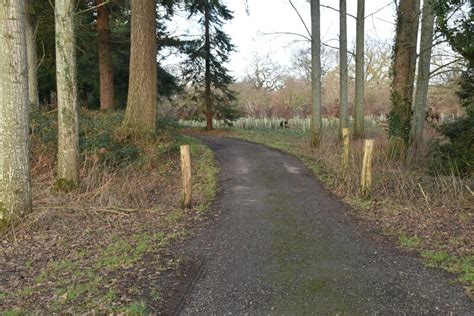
(172, 136, 472, 315)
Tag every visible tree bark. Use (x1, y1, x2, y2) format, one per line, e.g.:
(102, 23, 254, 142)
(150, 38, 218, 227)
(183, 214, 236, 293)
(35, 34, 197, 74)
(55, 0, 80, 186)
(354, 0, 365, 138)
(0, 0, 32, 224)
(97, 0, 114, 110)
(25, 0, 39, 107)
(389, 0, 420, 156)
(204, 3, 213, 130)
(411, 0, 435, 148)
(310, 0, 322, 146)
(123, 0, 157, 136)
(339, 0, 348, 131)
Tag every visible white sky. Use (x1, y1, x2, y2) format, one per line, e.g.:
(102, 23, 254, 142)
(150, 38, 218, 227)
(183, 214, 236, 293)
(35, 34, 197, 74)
(164, 0, 397, 80)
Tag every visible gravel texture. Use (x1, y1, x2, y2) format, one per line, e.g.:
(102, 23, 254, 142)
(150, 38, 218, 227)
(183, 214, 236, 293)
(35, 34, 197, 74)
(171, 136, 473, 315)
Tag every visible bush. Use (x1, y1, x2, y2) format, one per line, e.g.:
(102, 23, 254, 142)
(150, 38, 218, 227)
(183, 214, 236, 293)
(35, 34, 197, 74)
(30, 109, 142, 168)
(430, 115, 474, 177)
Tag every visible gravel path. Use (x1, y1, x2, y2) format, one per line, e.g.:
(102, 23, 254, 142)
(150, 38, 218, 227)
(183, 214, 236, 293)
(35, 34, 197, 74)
(173, 136, 473, 315)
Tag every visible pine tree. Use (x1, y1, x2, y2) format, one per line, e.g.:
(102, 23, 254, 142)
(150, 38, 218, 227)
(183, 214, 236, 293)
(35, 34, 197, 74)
(183, 0, 238, 130)
(123, 0, 157, 136)
(97, 0, 114, 110)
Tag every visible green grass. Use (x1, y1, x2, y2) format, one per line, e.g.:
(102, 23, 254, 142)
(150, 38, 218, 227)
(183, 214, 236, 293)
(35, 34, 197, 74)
(120, 301, 148, 315)
(399, 234, 423, 249)
(2, 309, 25, 316)
(188, 137, 219, 212)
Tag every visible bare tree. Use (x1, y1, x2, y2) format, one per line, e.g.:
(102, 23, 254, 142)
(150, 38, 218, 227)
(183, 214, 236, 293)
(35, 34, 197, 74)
(123, 0, 157, 135)
(339, 0, 349, 131)
(310, 0, 322, 146)
(354, 0, 365, 138)
(292, 46, 338, 83)
(246, 53, 285, 91)
(411, 0, 436, 148)
(0, 0, 32, 223)
(55, 0, 80, 187)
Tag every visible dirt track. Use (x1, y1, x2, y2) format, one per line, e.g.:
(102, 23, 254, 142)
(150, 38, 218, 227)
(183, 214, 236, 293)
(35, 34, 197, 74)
(169, 136, 473, 314)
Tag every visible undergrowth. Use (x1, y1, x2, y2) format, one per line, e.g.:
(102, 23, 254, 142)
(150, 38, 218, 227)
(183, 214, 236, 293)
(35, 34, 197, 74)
(1, 110, 218, 314)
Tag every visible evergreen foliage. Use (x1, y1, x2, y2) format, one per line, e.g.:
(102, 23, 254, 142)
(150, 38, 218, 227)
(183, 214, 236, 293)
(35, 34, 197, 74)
(182, 0, 240, 127)
(432, 0, 473, 176)
(32, 0, 180, 109)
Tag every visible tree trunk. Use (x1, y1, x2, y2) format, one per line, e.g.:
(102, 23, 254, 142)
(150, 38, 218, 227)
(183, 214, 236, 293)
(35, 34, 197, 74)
(0, 0, 32, 224)
(339, 0, 348, 131)
(411, 0, 435, 148)
(25, 0, 39, 107)
(388, 0, 420, 157)
(354, 0, 365, 138)
(97, 0, 114, 110)
(55, 0, 79, 186)
(310, 0, 322, 146)
(204, 3, 213, 130)
(123, 0, 157, 136)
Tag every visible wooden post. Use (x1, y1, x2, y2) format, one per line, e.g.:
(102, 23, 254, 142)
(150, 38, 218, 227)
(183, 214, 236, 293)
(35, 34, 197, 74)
(342, 128, 350, 173)
(180, 145, 192, 208)
(360, 139, 374, 198)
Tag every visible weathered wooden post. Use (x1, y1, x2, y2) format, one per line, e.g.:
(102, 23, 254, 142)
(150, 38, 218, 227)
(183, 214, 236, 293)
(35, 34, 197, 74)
(342, 128, 350, 173)
(360, 139, 374, 198)
(180, 145, 192, 208)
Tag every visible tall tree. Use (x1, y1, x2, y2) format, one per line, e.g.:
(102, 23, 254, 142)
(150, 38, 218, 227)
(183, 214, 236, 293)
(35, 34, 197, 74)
(0, 0, 32, 224)
(310, 0, 322, 146)
(184, 0, 238, 130)
(97, 0, 114, 110)
(411, 0, 436, 148)
(339, 0, 348, 131)
(123, 0, 157, 135)
(388, 0, 420, 156)
(55, 0, 80, 186)
(25, 0, 39, 107)
(354, 0, 365, 138)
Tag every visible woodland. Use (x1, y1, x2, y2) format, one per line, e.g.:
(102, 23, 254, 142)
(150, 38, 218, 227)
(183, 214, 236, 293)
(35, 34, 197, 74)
(0, 0, 473, 313)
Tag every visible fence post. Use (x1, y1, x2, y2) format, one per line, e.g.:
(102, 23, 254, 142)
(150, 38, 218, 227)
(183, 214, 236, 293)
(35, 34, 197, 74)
(180, 145, 192, 208)
(360, 139, 374, 198)
(342, 128, 350, 173)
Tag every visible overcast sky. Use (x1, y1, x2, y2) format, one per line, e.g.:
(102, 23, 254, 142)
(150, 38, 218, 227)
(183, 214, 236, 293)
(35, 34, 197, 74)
(164, 0, 397, 80)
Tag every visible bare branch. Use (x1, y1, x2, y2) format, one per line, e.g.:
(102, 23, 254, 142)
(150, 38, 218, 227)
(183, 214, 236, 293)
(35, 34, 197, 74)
(262, 31, 311, 42)
(76, 0, 110, 15)
(320, 4, 357, 19)
(365, 1, 393, 19)
(429, 58, 465, 77)
(289, 0, 312, 39)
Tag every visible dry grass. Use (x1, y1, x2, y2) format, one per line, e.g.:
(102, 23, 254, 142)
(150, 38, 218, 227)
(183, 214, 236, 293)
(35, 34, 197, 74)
(1, 113, 219, 313)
